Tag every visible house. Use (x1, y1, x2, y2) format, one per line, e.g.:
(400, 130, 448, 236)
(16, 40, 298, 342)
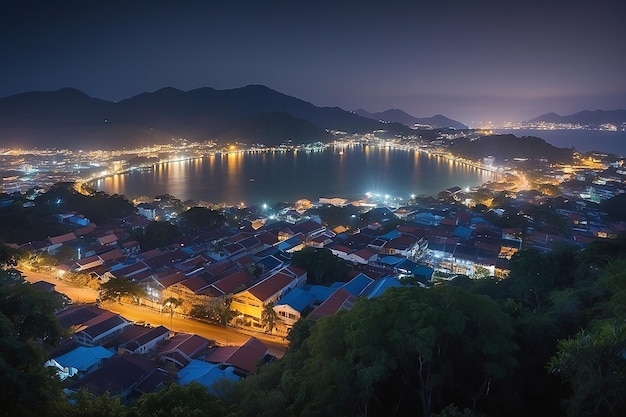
(177, 359, 241, 391)
(73, 255, 104, 272)
(72, 311, 132, 346)
(70, 355, 163, 402)
(328, 244, 353, 262)
(97, 233, 118, 246)
(348, 247, 379, 264)
(308, 288, 357, 321)
(273, 287, 316, 331)
(110, 261, 150, 280)
(360, 277, 402, 298)
(204, 337, 269, 375)
(276, 233, 306, 253)
(206, 269, 254, 298)
(230, 266, 307, 324)
(137, 203, 157, 220)
(117, 325, 170, 355)
(121, 240, 141, 256)
(157, 333, 212, 369)
(381, 234, 426, 259)
(46, 232, 77, 254)
(340, 273, 374, 296)
(45, 345, 114, 380)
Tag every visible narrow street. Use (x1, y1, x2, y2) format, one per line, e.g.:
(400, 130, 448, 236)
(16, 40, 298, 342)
(23, 269, 288, 357)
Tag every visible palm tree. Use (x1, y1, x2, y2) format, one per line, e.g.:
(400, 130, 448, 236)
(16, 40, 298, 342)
(162, 297, 182, 329)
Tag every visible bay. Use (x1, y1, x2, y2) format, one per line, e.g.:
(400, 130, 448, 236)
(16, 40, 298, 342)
(95, 145, 495, 206)
(495, 129, 626, 156)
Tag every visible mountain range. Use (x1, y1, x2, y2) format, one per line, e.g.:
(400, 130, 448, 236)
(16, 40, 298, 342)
(353, 108, 468, 130)
(0, 85, 464, 150)
(529, 109, 626, 126)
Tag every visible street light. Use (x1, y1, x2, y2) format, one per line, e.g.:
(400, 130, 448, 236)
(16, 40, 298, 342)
(165, 301, 173, 329)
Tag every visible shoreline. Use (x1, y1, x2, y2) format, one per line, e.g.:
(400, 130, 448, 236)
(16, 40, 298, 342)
(87, 144, 501, 207)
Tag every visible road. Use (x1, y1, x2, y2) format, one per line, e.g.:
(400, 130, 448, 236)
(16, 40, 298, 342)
(22, 269, 287, 357)
(23, 269, 99, 303)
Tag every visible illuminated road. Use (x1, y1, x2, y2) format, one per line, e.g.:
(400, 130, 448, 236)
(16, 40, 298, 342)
(22, 269, 287, 357)
(23, 269, 99, 303)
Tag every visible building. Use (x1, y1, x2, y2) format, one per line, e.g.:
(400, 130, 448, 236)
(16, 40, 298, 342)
(230, 266, 307, 325)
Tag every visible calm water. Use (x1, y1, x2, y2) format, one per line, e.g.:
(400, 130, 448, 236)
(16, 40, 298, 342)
(95, 145, 495, 206)
(495, 129, 626, 156)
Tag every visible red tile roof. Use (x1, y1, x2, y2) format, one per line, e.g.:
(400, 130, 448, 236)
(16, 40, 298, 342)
(49, 232, 77, 245)
(247, 271, 297, 302)
(308, 288, 356, 321)
(204, 337, 267, 374)
(213, 270, 253, 294)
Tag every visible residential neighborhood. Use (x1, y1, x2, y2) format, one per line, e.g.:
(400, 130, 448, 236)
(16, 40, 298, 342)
(3, 151, 626, 408)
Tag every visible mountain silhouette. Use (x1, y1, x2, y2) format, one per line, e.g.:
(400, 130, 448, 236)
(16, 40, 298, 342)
(354, 108, 467, 129)
(529, 109, 626, 126)
(0, 85, 414, 149)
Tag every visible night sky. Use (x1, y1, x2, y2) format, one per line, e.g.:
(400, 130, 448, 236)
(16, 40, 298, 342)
(2, 0, 625, 125)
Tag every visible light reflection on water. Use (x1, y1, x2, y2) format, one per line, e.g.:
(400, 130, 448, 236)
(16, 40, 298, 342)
(96, 146, 495, 205)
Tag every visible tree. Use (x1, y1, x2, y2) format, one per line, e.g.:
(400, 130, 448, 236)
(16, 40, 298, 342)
(162, 297, 182, 329)
(600, 193, 626, 221)
(0, 244, 25, 284)
(291, 247, 349, 285)
(261, 302, 280, 333)
(190, 298, 237, 327)
(130, 382, 228, 417)
(140, 221, 179, 250)
(238, 286, 518, 417)
(178, 206, 225, 231)
(99, 276, 145, 304)
(549, 321, 626, 417)
(0, 248, 66, 416)
(61, 389, 127, 417)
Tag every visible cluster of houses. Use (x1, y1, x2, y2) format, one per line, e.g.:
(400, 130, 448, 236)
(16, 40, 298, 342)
(41, 303, 271, 402)
(17, 177, 626, 339)
(14, 167, 626, 402)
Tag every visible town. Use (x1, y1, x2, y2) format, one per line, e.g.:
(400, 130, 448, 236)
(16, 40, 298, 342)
(1, 132, 625, 415)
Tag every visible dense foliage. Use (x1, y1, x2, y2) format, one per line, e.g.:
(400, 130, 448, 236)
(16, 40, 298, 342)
(291, 247, 350, 285)
(0, 183, 136, 243)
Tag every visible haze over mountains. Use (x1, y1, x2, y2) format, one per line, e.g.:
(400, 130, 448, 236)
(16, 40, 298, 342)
(353, 108, 468, 130)
(529, 109, 626, 126)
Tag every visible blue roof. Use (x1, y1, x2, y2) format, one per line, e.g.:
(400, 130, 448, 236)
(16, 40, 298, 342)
(378, 255, 404, 266)
(178, 359, 240, 390)
(342, 273, 374, 296)
(277, 234, 305, 251)
(52, 346, 114, 372)
(275, 287, 316, 312)
(257, 255, 283, 271)
(379, 229, 401, 240)
(452, 226, 472, 238)
(302, 284, 335, 303)
(395, 258, 419, 272)
(414, 212, 442, 226)
(361, 277, 402, 299)
(413, 265, 434, 280)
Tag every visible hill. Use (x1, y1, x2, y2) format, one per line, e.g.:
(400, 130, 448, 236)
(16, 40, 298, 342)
(448, 134, 573, 164)
(354, 108, 468, 129)
(529, 109, 626, 126)
(0, 85, 413, 150)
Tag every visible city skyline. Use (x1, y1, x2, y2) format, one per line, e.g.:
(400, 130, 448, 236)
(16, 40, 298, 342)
(2, 0, 625, 125)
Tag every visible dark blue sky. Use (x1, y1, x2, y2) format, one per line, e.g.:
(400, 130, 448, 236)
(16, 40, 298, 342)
(2, 0, 624, 125)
